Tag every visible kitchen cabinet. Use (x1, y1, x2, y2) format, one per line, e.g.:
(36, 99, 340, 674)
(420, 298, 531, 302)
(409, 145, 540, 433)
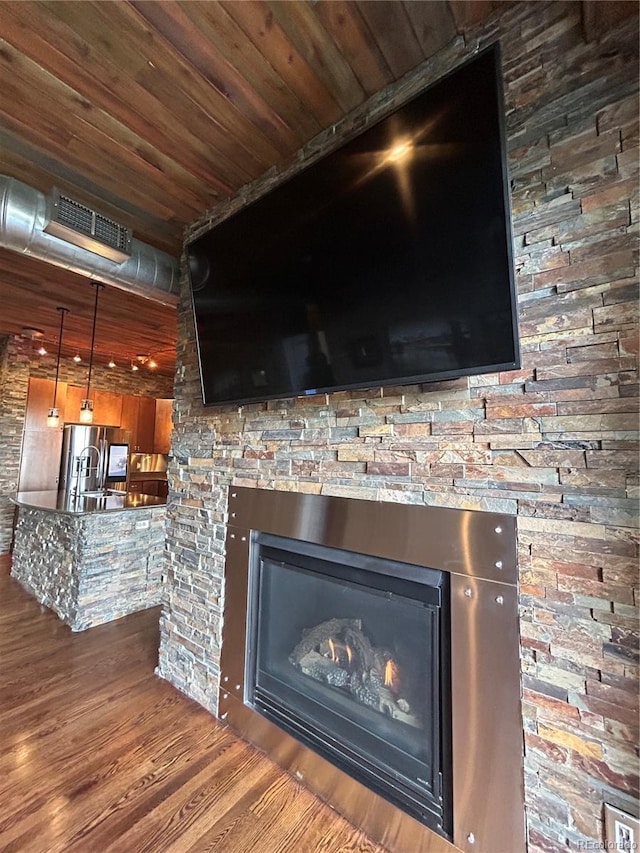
(18, 429, 65, 491)
(136, 397, 156, 452)
(119, 394, 139, 438)
(20, 380, 168, 493)
(121, 394, 156, 452)
(93, 389, 122, 426)
(63, 384, 85, 423)
(127, 478, 167, 497)
(24, 377, 67, 429)
(20, 378, 67, 491)
(153, 398, 173, 454)
(63, 385, 121, 426)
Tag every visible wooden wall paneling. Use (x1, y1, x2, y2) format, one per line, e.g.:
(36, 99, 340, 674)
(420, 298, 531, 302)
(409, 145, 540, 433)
(0, 129, 179, 255)
(0, 40, 191, 225)
(0, 250, 177, 378)
(121, 1, 289, 169)
(136, 397, 156, 453)
(355, 2, 426, 78)
(268, 1, 366, 113)
(153, 399, 173, 454)
(446, 0, 497, 32)
(221, 0, 343, 128)
(0, 6, 183, 252)
(402, 1, 458, 57)
(311, 1, 394, 96)
(25, 8, 229, 212)
(0, 3, 230, 222)
(165, 2, 321, 144)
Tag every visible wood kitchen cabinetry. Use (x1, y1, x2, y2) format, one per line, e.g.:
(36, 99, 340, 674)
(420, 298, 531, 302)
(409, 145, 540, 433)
(137, 397, 156, 452)
(63, 385, 122, 426)
(18, 378, 67, 492)
(23, 377, 67, 429)
(19, 379, 173, 491)
(121, 395, 156, 452)
(153, 398, 173, 454)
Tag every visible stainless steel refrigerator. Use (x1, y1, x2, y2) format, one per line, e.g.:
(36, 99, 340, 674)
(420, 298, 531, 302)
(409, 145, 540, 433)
(59, 424, 129, 495)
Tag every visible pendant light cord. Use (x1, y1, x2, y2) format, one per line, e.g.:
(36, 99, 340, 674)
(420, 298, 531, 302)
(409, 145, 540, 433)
(85, 284, 104, 399)
(52, 307, 68, 408)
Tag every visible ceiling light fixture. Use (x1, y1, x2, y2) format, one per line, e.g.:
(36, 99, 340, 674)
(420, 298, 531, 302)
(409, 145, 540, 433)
(79, 283, 104, 424)
(47, 307, 68, 428)
(131, 361, 139, 372)
(73, 353, 82, 363)
(21, 327, 44, 340)
(37, 344, 47, 356)
(134, 353, 158, 370)
(108, 356, 116, 368)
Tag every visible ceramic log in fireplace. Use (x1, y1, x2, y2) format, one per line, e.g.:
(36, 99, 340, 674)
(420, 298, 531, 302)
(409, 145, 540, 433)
(219, 488, 525, 853)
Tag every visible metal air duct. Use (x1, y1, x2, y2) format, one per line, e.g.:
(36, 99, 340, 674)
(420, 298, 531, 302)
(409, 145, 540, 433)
(0, 175, 179, 306)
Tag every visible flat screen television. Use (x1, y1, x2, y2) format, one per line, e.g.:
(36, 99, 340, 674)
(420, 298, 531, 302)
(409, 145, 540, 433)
(188, 44, 520, 407)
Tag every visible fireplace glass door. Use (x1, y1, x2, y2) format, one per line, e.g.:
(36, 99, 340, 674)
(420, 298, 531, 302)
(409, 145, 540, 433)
(246, 533, 452, 837)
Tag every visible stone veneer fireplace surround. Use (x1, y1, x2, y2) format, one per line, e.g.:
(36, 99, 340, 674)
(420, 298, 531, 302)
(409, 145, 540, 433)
(219, 486, 525, 853)
(152, 5, 639, 851)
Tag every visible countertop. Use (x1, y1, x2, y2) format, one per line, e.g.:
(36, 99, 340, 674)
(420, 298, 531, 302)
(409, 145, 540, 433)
(13, 490, 167, 515)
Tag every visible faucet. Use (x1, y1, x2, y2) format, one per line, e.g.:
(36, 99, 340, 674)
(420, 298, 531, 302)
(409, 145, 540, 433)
(73, 445, 102, 494)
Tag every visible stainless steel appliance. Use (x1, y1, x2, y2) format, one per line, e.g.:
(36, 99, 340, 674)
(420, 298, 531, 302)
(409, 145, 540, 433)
(59, 424, 129, 495)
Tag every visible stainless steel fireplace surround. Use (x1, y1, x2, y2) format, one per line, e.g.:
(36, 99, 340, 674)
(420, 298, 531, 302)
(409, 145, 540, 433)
(219, 487, 525, 853)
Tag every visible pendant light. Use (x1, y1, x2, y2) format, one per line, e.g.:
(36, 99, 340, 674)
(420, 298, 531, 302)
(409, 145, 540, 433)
(79, 283, 104, 424)
(46, 306, 68, 428)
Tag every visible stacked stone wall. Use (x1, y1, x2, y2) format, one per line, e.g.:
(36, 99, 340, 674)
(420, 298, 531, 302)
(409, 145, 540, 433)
(158, 3, 638, 850)
(0, 337, 31, 552)
(12, 504, 165, 630)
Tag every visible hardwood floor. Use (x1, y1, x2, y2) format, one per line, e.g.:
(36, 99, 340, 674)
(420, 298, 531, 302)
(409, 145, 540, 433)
(0, 555, 387, 853)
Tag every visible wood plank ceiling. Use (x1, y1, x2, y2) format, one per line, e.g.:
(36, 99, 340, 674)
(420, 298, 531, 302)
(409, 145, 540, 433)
(0, 1, 634, 378)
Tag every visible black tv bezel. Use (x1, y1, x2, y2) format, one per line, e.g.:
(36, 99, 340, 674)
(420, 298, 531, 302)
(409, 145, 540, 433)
(187, 43, 520, 408)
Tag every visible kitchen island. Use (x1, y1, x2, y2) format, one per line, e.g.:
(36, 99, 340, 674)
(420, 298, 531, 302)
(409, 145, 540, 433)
(11, 490, 167, 631)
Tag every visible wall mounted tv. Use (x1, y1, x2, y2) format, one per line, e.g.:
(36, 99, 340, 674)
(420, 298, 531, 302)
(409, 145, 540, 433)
(188, 44, 520, 407)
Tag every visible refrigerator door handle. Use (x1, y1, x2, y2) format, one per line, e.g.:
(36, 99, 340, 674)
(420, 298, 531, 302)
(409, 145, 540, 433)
(98, 439, 108, 491)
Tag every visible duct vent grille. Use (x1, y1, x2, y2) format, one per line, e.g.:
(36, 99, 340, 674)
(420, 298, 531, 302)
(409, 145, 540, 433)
(44, 189, 132, 263)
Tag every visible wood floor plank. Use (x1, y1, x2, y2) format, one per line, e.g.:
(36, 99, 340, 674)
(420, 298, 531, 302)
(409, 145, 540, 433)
(0, 555, 388, 853)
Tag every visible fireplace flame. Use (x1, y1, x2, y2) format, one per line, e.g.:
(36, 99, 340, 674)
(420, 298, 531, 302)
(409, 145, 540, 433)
(328, 638, 337, 663)
(325, 638, 355, 669)
(384, 658, 399, 689)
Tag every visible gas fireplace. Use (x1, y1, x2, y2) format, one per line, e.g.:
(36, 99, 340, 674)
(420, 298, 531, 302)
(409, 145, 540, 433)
(219, 488, 525, 853)
(248, 534, 451, 836)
